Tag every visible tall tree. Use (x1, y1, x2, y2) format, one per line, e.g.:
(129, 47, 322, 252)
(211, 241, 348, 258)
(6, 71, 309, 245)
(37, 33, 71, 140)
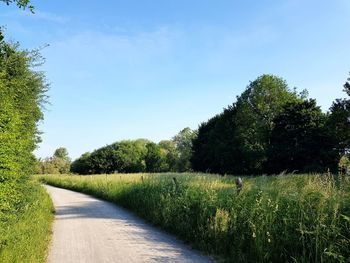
(232, 75, 302, 173)
(191, 74, 303, 174)
(326, 73, 350, 163)
(0, 34, 48, 179)
(266, 100, 334, 173)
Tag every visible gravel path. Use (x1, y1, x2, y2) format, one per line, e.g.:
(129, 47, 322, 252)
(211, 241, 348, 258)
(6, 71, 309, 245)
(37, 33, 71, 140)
(45, 185, 213, 263)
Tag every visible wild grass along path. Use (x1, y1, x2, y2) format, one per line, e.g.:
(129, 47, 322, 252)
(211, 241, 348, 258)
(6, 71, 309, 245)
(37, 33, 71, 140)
(45, 185, 213, 263)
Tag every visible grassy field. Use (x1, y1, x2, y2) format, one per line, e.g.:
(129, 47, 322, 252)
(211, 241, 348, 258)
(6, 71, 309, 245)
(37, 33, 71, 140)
(0, 180, 54, 263)
(40, 173, 350, 262)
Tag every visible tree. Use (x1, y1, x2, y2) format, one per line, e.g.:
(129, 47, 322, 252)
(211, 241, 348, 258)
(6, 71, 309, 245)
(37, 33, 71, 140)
(326, 73, 350, 168)
(0, 32, 48, 180)
(266, 100, 334, 173)
(158, 140, 177, 171)
(145, 142, 167, 172)
(191, 74, 303, 174)
(172, 127, 197, 172)
(191, 112, 239, 174)
(53, 147, 70, 161)
(338, 155, 350, 175)
(70, 139, 150, 174)
(232, 75, 303, 173)
(70, 152, 92, 174)
(344, 72, 350, 96)
(36, 148, 71, 174)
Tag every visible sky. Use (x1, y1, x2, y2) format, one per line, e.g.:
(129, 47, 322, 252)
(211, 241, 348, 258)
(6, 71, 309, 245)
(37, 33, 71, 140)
(0, 0, 349, 160)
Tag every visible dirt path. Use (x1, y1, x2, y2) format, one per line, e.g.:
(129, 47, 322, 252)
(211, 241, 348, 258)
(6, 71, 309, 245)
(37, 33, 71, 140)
(45, 185, 213, 263)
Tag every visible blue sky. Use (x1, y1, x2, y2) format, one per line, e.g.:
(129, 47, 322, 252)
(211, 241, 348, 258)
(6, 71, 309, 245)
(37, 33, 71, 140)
(1, 0, 349, 159)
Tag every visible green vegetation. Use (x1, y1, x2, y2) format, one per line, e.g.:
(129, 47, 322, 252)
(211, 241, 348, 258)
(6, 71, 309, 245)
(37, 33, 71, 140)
(0, 181, 53, 263)
(0, 3, 52, 260)
(192, 74, 350, 175)
(36, 147, 71, 174)
(70, 128, 196, 174)
(69, 74, 350, 176)
(40, 173, 350, 262)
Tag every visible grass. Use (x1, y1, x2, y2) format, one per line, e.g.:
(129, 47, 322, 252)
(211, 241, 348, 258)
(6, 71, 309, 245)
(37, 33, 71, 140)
(0, 180, 54, 263)
(40, 173, 350, 262)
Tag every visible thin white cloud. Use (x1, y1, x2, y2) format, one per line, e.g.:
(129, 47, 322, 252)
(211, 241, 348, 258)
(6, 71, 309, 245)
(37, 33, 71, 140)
(33, 11, 69, 23)
(0, 10, 69, 24)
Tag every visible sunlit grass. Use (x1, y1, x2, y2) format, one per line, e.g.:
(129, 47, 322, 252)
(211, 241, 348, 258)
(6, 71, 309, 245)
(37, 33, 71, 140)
(39, 173, 350, 262)
(0, 181, 54, 263)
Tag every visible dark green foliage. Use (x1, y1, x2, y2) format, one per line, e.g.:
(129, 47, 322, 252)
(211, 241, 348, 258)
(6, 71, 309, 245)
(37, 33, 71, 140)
(266, 100, 335, 173)
(145, 142, 167, 172)
(191, 110, 240, 174)
(327, 75, 350, 161)
(70, 152, 91, 174)
(191, 74, 350, 175)
(192, 74, 302, 174)
(232, 75, 301, 173)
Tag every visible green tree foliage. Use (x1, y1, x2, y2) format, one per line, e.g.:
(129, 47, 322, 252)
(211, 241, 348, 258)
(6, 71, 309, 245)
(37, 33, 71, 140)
(0, 31, 48, 180)
(158, 140, 177, 171)
(145, 142, 167, 172)
(344, 72, 350, 96)
(70, 129, 198, 175)
(338, 155, 350, 174)
(192, 73, 350, 175)
(71, 139, 150, 174)
(232, 75, 302, 173)
(172, 127, 197, 172)
(0, 0, 34, 12)
(192, 74, 302, 174)
(53, 147, 70, 160)
(266, 100, 334, 173)
(0, 28, 48, 256)
(37, 148, 71, 174)
(191, 109, 240, 174)
(327, 73, 350, 160)
(69, 152, 91, 174)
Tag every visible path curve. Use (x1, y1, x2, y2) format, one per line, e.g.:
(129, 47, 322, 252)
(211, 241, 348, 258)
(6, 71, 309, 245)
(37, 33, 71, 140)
(45, 185, 213, 263)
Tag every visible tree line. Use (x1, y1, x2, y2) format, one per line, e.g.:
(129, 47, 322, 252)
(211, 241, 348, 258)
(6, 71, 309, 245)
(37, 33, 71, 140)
(191, 74, 350, 175)
(67, 128, 197, 174)
(66, 74, 350, 175)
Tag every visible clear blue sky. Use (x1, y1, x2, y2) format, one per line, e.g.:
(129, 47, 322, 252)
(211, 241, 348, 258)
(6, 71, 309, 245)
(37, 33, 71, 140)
(1, 0, 349, 159)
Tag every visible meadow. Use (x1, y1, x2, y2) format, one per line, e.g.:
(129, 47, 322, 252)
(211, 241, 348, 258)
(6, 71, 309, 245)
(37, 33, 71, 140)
(40, 173, 350, 262)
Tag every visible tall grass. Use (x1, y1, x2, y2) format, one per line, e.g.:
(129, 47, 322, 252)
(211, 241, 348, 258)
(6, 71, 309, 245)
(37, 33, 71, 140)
(0, 181, 54, 263)
(40, 173, 350, 262)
